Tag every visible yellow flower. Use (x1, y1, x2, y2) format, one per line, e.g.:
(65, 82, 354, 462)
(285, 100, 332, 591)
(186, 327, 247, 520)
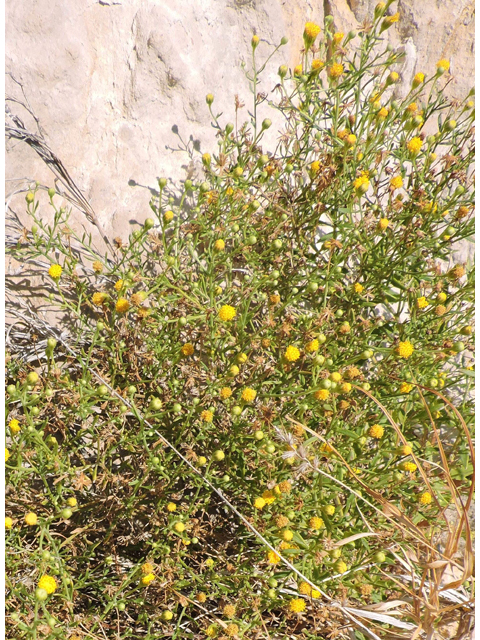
(399, 382, 413, 394)
(310, 160, 320, 174)
(311, 59, 324, 71)
(114, 279, 124, 291)
(174, 521, 185, 533)
(241, 388, 257, 402)
(298, 581, 311, 595)
(5, 448, 10, 463)
(38, 575, 57, 594)
(284, 345, 300, 362)
(289, 598, 306, 613)
(281, 529, 294, 541)
(416, 296, 428, 309)
(341, 382, 352, 393)
(333, 32, 344, 44)
(92, 292, 107, 306)
(267, 550, 280, 564)
(390, 176, 403, 190)
(229, 364, 240, 377)
(223, 604, 236, 618)
(214, 239, 225, 251)
(377, 218, 389, 231)
(315, 389, 330, 401)
(202, 153, 211, 165)
(115, 298, 130, 313)
(354, 283, 364, 294)
(401, 461, 417, 473)
(5, 517, 13, 529)
(141, 562, 154, 574)
(181, 343, 194, 356)
(220, 387, 232, 399)
(305, 339, 319, 353)
(92, 260, 103, 273)
(386, 71, 399, 85)
(25, 512, 38, 526)
(334, 560, 348, 574)
(205, 625, 218, 638)
(436, 59, 450, 72)
(262, 490, 276, 505)
(201, 410, 214, 423)
(225, 624, 239, 637)
(377, 107, 389, 119)
(407, 137, 423, 155)
(412, 72, 425, 87)
(304, 22, 321, 43)
(369, 424, 384, 439)
(354, 175, 370, 193)
(48, 264, 62, 280)
(397, 444, 412, 455)
(254, 497, 266, 509)
(278, 480, 292, 494)
(167, 502, 177, 512)
(218, 305, 236, 321)
(397, 340, 414, 359)
(294, 64, 303, 76)
(329, 63, 344, 79)
(346, 134, 357, 146)
(9, 419, 20, 434)
(419, 492, 432, 505)
(311, 589, 321, 598)
(141, 573, 155, 586)
(406, 102, 418, 114)
(269, 294, 281, 305)
(164, 210, 174, 223)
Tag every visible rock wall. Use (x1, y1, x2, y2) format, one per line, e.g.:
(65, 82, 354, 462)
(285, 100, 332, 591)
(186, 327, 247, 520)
(6, 0, 475, 243)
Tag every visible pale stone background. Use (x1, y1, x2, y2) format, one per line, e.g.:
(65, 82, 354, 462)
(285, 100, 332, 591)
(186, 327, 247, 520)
(5, 0, 475, 244)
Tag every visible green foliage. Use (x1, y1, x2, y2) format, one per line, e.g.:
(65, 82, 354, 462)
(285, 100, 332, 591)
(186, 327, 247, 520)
(6, 6, 474, 639)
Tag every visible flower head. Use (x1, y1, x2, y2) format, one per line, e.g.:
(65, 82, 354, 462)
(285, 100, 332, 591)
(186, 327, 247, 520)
(219, 305, 236, 321)
(223, 604, 236, 618)
(267, 550, 280, 564)
(114, 279, 124, 291)
(419, 492, 432, 505)
(397, 340, 414, 359)
(38, 575, 57, 594)
(309, 516, 325, 530)
(412, 72, 425, 87)
(407, 137, 423, 155)
(9, 419, 20, 434)
(141, 573, 155, 586)
(201, 410, 214, 423)
(369, 424, 384, 439)
(399, 382, 413, 394)
(167, 502, 177, 512)
(298, 581, 312, 595)
(289, 598, 306, 613)
(377, 218, 390, 231)
(390, 176, 403, 190)
(354, 175, 370, 194)
(311, 59, 324, 71)
(333, 32, 344, 44)
(254, 497, 266, 509)
(181, 343, 194, 356)
(241, 388, 257, 402)
(310, 160, 320, 174)
(329, 63, 344, 79)
(5, 517, 13, 529)
(315, 389, 330, 401)
(92, 260, 103, 274)
(436, 59, 450, 72)
(220, 387, 232, 399)
(92, 292, 107, 306)
(115, 298, 130, 313)
(401, 461, 417, 473)
(262, 490, 276, 505)
(225, 624, 239, 637)
(354, 283, 364, 294)
(284, 345, 300, 362)
(214, 239, 225, 251)
(305, 339, 319, 353)
(25, 512, 38, 526)
(303, 22, 321, 43)
(48, 264, 62, 280)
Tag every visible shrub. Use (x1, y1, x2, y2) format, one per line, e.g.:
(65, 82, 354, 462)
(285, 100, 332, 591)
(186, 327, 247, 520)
(6, 5, 474, 639)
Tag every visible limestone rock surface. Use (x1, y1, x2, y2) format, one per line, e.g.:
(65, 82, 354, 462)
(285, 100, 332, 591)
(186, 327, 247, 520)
(6, 0, 475, 244)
